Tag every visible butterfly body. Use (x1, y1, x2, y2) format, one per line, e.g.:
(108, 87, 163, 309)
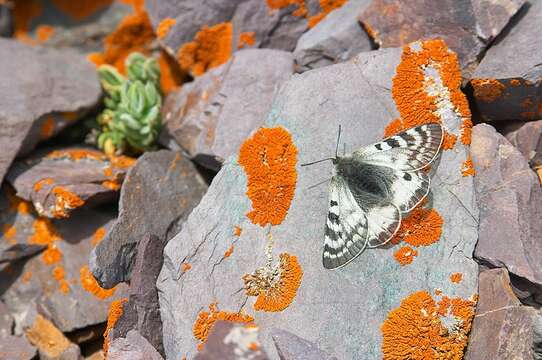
(321, 123, 444, 270)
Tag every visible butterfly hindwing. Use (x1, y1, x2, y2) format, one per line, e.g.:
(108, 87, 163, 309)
(365, 203, 401, 248)
(387, 169, 430, 213)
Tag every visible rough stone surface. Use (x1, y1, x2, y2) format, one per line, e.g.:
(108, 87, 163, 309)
(294, 0, 372, 72)
(195, 321, 268, 360)
(0, 334, 37, 360)
(470, 0, 542, 122)
(471, 124, 542, 301)
(0, 205, 128, 333)
(506, 119, 542, 167)
(6, 148, 131, 219)
(161, 49, 294, 170)
(271, 329, 337, 360)
(0, 244, 45, 264)
(158, 46, 479, 359)
(91, 150, 207, 288)
(0, 4, 12, 37)
(108, 234, 166, 356)
(0, 38, 101, 184)
(360, 0, 525, 77)
(25, 314, 81, 360)
(0, 301, 13, 338)
(465, 268, 537, 359)
(108, 330, 163, 360)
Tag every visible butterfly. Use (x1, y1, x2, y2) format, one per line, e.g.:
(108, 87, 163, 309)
(303, 123, 444, 270)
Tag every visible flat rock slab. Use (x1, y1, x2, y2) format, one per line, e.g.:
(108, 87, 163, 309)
(465, 268, 537, 359)
(506, 119, 542, 167)
(158, 43, 479, 359)
(471, 124, 542, 301)
(108, 330, 164, 360)
(6, 148, 132, 219)
(360, 0, 525, 77)
(91, 150, 208, 289)
(0, 38, 101, 184)
(0, 203, 128, 333)
(294, 0, 372, 72)
(470, 0, 542, 122)
(271, 329, 337, 360)
(160, 49, 294, 170)
(0, 334, 37, 360)
(0, 301, 14, 338)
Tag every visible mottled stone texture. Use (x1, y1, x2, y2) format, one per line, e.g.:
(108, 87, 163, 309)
(0, 335, 37, 360)
(506, 119, 542, 167)
(108, 330, 164, 360)
(91, 150, 207, 288)
(161, 49, 294, 170)
(271, 329, 338, 360)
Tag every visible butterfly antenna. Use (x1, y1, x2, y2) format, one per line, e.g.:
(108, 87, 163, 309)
(300, 125, 342, 167)
(300, 158, 335, 167)
(335, 125, 342, 159)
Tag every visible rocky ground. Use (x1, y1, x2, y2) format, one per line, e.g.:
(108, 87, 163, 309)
(0, 0, 541, 359)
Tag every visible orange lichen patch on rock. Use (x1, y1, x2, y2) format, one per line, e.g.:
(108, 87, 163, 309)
(51, 186, 85, 218)
(391, 207, 443, 247)
(5, 187, 33, 215)
(177, 22, 233, 77)
(103, 298, 129, 354)
(2, 224, 17, 244)
(510, 79, 521, 87)
(266, 0, 308, 16)
(36, 25, 55, 42)
(42, 246, 63, 265)
(29, 218, 60, 246)
(181, 262, 192, 273)
(248, 342, 260, 351)
(381, 290, 476, 359)
(234, 226, 242, 237)
(244, 253, 303, 312)
(40, 116, 55, 139)
(50, 0, 113, 20)
(109, 154, 136, 168)
(238, 127, 298, 226)
(460, 118, 473, 145)
(450, 273, 463, 284)
(26, 314, 72, 358)
(193, 303, 254, 350)
(52, 266, 70, 294)
(471, 78, 505, 103)
(224, 244, 234, 258)
(92, 227, 107, 246)
(384, 118, 406, 138)
(238, 31, 256, 49)
(308, 0, 347, 28)
(34, 178, 54, 193)
(156, 17, 176, 39)
(101, 179, 121, 190)
(158, 50, 184, 95)
(461, 155, 475, 177)
(393, 246, 418, 266)
(47, 148, 107, 161)
(13, 0, 43, 43)
(442, 131, 457, 151)
(80, 265, 116, 299)
(22, 271, 33, 283)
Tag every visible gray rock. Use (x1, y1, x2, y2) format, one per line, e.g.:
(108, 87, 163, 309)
(294, 0, 372, 72)
(0, 38, 101, 184)
(108, 330, 163, 360)
(471, 124, 542, 300)
(505, 119, 542, 167)
(158, 44, 479, 359)
(465, 268, 537, 359)
(91, 150, 207, 289)
(160, 49, 294, 170)
(25, 314, 81, 360)
(271, 329, 337, 360)
(533, 311, 542, 360)
(6, 147, 131, 219)
(0, 301, 13, 338)
(470, 0, 542, 122)
(0, 4, 12, 37)
(0, 244, 45, 264)
(0, 207, 129, 333)
(360, 0, 525, 77)
(195, 321, 268, 360)
(108, 234, 166, 356)
(0, 335, 37, 360)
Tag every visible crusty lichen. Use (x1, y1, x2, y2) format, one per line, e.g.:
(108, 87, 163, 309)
(103, 298, 129, 354)
(80, 265, 116, 300)
(393, 246, 418, 266)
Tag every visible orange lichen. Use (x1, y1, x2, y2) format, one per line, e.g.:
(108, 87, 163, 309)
(156, 17, 176, 39)
(234, 226, 242, 237)
(40, 117, 55, 139)
(442, 131, 457, 151)
(510, 79, 521, 87)
(22, 271, 33, 283)
(51, 186, 85, 218)
(5, 187, 32, 214)
(103, 298, 129, 354)
(29, 218, 60, 246)
(47, 148, 107, 161)
(50, 0, 113, 20)
(193, 303, 254, 350)
(103, 167, 114, 177)
(308, 0, 347, 28)
(461, 156, 475, 177)
(92, 227, 106, 246)
(52, 266, 70, 294)
(460, 118, 473, 145)
(13, 0, 43, 43)
(224, 244, 234, 258)
(177, 22, 233, 76)
(266, 0, 308, 16)
(471, 78, 505, 103)
(450, 273, 463, 284)
(158, 50, 183, 95)
(35, 25, 55, 42)
(33, 178, 54, 193)
(238, 31, 256, 49)
(384, 118, 405, 137)
(391, 206, 443, 247)
(109, 155, 136, 168)
(393, 246, 418, 266)
(2, 224, 17, 244)
(248, 342, 260, 351)
(101, 179, 121, 190)
(381, 290, 476, 359)
(42, 246, 62, 265)
(181, 263, 192, 273)
(238, 127, 298, 226)
(244, 253, 303, 312)
(80, 265, 116, 300)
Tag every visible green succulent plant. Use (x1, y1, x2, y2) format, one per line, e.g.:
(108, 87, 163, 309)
(95, 52, 162, 156)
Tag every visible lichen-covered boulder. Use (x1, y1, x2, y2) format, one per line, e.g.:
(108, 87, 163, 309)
(158, 40, 479, 359)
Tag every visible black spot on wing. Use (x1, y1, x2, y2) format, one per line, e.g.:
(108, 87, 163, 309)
(330, 200, 338, 207)
(403, 172, 412, 181)
(328, 212, 339, 224)
(375, 143, 382, 151)
(385, 138, 400, 148)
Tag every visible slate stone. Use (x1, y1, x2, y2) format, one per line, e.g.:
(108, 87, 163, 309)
(0, 4, 12, 37)
(271, 329, 337, 360)
(0, 38, 101, 184)
(470, 0, 542, 122)
(533, 311, 542, 360)
(91, 150, 208, 289)
(471, 124, 542, 301)
(0, 207, 128, 333)
(0, 301, 13, 338)
(157, 45, 479, 359)
(160, 49, 294, 170)
(25, 314, 81, 360)
(360, 0, 525, 77)
(195, 321, 268, 360)
(505, 119, 542, 168)
(0, 335, 37, 360)
(6, 148, 132, 219)
(294, 0, 372, 72)
(108, 234, 165, 356)
(465, 268, 537, 359)
(0, 244, 45, 265)
(108, 330, 163, 360)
